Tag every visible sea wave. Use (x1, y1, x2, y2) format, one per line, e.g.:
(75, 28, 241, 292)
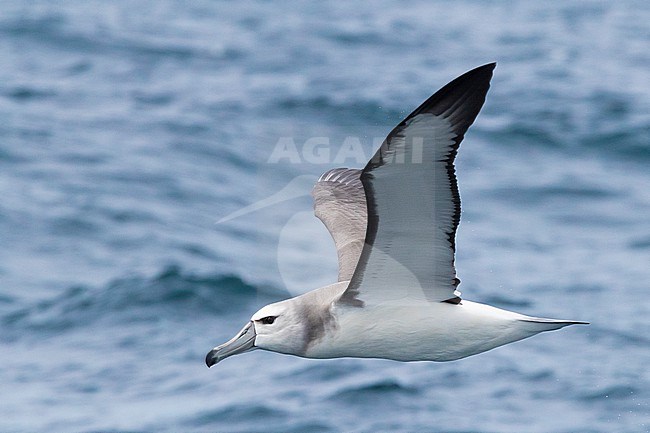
(2, 265, 279, 337)
(329, 379, 419, 401)
(185, 404, 333, 433)
(0, 13, 236, 62)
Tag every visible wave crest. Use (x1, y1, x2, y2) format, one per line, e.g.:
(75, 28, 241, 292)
(2, 265, 279, 336)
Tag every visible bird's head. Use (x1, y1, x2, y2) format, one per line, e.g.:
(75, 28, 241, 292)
(205, 299, 305, 367)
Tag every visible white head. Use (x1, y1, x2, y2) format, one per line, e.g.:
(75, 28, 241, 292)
(205, 299, 307, 367)
(206, 282, 346, 367)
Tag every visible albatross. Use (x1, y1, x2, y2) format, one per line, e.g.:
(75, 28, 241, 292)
(206, 63, 587, 367)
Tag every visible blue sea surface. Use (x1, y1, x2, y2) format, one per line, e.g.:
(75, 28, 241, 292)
(1, 1, 649, 432)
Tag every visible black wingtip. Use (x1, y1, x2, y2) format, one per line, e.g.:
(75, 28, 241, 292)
(399, 62, 496, 131)
(465, 62, 497, 75)
(443, 62, 496, 83)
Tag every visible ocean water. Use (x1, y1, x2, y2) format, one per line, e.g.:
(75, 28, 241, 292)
(1, 0, 649, 432)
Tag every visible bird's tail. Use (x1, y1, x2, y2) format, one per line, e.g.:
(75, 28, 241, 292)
(518, 316, 589, 332)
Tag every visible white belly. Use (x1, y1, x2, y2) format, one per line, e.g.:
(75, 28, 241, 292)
(305, 300, 537, 361)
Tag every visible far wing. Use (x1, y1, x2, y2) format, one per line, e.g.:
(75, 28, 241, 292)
(312, 168, 367, 282)
(339, 63, 495, 306)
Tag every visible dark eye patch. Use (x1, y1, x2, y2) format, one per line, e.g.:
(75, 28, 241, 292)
(260, 316, 276, 325)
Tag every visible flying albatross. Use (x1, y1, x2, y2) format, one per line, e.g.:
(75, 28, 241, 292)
(206, 63, 587, 367)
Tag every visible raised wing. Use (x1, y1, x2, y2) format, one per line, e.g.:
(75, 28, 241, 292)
(339, 63, 495, 307)
(312, 168, 367, 281)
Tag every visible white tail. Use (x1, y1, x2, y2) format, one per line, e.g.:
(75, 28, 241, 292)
(519, 316, 589, 333)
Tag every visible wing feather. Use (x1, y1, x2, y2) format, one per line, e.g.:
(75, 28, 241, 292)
(339, 63, 495, 306)
(312, 168, 367, 281)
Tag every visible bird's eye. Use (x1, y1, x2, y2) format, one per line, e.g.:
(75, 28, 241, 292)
(260, 316, 276, 325)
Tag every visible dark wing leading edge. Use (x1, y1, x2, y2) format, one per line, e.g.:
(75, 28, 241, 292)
(338, 63, 495, 307)
(312, 168, 367, 282)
